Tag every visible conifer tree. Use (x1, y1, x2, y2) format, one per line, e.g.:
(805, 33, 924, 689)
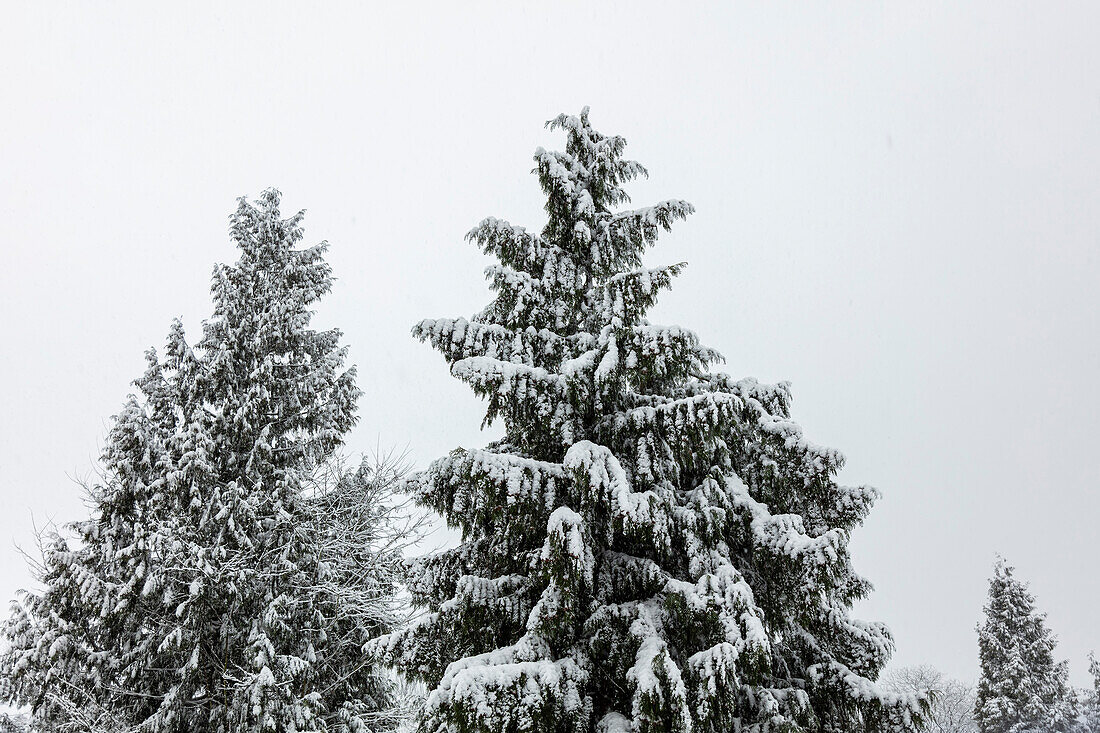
(2, 190, 405, 732)
(377, 109, 923, 731)
(974, 557, 1077, 733)
(1084, 653, 1100, 732)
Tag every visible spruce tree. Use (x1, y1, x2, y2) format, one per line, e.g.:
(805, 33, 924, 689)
(377, 109, 923, 731)
(2, 190, 403, 732)
(974, 556, 1077, 733)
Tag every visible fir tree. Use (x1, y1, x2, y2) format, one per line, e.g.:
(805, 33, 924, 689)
(2, 190, 405, 732)
(377, 109, 923, 731)
(974, 556, 1077, 733)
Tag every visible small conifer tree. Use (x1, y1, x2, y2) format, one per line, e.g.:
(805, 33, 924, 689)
(2, 191, 405, 732)
(377, 109, 923, 731)
(974, 557, 1077, 733)
(1075, 653, 1100, 732)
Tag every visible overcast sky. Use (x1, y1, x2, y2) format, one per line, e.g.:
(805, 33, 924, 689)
(2, 2, 1098, 687)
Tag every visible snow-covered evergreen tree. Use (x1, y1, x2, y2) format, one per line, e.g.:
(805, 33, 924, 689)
(1079, 653, 1100, 732)
(377, 109, 924, 731)
(974, 556, 1077, 733)
(2, 190, 404, 732)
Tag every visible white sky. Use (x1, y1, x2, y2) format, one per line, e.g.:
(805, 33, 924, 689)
(2, 2, 1098, 687)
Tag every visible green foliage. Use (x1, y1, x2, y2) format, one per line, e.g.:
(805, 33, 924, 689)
(2, 191, 403, 732)
(974, 557, 1077, 733)
(376, 110, 923, 731)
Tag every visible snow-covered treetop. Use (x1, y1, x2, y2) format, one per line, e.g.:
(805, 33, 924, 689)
(197, 189, 359, 471)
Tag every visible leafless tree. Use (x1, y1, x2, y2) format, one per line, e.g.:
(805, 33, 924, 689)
(883, 665, 978, 733)
(301, 449, 429, 730)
